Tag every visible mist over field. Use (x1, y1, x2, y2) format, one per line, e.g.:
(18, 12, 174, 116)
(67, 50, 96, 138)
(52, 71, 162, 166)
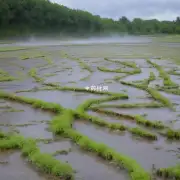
(9, 35, 152, 47)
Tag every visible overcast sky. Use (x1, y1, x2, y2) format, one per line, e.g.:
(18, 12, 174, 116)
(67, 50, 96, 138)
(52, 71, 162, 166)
(50, 0, 180, 21)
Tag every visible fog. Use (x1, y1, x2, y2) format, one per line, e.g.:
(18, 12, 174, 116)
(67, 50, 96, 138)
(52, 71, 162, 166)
(4, 35, 152, 47)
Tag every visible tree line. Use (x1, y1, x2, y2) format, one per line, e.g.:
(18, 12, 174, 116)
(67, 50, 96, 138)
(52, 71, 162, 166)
(0, 0, 180, 38)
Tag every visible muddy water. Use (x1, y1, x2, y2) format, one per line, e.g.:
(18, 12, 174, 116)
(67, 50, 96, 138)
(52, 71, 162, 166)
(151, 59, 179, 69)
(39, 140, 72, 154)
(16, 123, 53, 139)
(56, 148, 129, 180)
(149, 79, 164, 88)
(18, 91, 108, 109)
(106, 107, 177, 123)
(160, 91, 180, 105)
(42, 59, 87, 84)
(88, 110, 137, 128)
(0, 102, 52, 125)
(122, 67, 159, 82)
(170, 74, 180, 84)
(74, 121, 179, 170)
(0, 152, 47, 180)
(0, 79, 39, 92)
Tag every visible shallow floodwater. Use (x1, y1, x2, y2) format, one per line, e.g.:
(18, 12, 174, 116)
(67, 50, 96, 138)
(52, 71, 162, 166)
(0, 152, 47, 180)
(56, 148, 129, 180)
(0, 36, 180, 180)
(74, 121, 179, 170)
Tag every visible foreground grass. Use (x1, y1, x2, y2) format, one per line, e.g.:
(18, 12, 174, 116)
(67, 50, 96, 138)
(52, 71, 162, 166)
(0, 133, 74, 179)
(0, 91, 151, 180)
(156, 163, 180, 179)
(2, 90, 178, 139)
(51, 110, 151, 180)
(0, 90, 179, 179)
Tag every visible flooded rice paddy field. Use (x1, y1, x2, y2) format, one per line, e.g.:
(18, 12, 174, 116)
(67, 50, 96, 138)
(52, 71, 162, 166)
(0, 36, 180, 180)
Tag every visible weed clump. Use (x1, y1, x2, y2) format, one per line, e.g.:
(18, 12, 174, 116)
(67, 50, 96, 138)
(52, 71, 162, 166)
(28, 68, 44, 82)
(166, 129, 180, 140)
(129, 127, 157, 140)
(51, 109, 74, 134)
(0, 69, 16, 82)
(0, 133, 74, 179)
(149, 72, 156, 81)
(156, 164, 180, 179)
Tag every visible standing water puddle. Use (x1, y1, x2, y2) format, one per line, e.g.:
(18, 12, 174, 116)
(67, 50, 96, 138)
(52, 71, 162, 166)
(0, 101, 52, 124)
(0, 152, 47, 180)
(74, 121, 179, 170)
(16, 123, 53, 139)
(55, 148, 129, 180)
(18, 91, 108, 109)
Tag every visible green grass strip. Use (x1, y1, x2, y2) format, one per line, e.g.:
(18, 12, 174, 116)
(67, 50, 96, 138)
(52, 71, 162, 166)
(75, 111, 157, 140)
(156, 164, 180, 179)
(76, 95, 128, 113)
(90, 108, 165, 129)
(0, 91, 64, 113)
(97, 66, 141, 74)
(28, 68, 44, 82)
(120, 81, 173, 109)
(0, 133, 74, 179)
(146, 59, 177, 87)
(51, 110, 151, 180)
(90, 102, 163, 109)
